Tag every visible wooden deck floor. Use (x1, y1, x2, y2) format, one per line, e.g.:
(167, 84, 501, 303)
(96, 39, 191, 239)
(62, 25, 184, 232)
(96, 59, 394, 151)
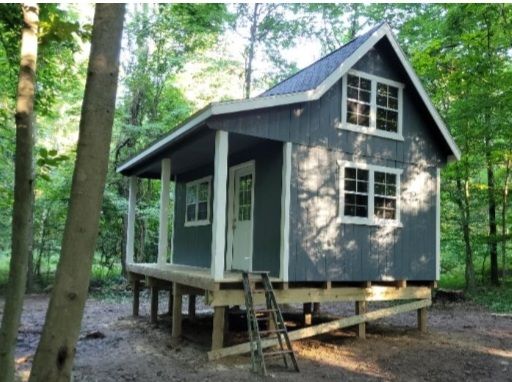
(127, 263, 263, 291)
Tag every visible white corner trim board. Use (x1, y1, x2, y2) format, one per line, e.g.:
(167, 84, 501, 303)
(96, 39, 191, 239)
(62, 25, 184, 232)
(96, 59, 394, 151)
(279, 142, 292, 282)
(210, 130, 229, 281)
(116, 23, 459, 175)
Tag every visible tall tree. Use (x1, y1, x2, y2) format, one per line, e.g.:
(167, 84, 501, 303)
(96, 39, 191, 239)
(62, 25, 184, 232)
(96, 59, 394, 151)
(28, 4, 125, 381)
(0, 4, 39, 381)
(235, 3, 303, 98)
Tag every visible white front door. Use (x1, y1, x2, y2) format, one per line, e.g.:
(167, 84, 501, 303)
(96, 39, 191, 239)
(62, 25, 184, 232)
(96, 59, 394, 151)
(229, 162, 255, 272)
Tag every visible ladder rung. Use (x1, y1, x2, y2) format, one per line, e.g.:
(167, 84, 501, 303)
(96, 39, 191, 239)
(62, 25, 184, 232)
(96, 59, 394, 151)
(251, 290, 267, 294)
(259, 328, 286, 336)
(254, 308, 277, 314)
(263, 349, 293, 358)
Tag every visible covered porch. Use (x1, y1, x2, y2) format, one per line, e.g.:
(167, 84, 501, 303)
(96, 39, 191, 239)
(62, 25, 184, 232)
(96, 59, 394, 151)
(120, 126, 291, 281)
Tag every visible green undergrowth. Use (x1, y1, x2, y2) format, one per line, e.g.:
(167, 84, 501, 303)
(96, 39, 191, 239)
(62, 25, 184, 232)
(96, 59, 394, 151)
(440, 270, 512, 313)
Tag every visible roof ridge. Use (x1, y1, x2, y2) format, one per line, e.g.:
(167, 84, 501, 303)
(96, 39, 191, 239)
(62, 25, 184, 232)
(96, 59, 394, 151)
(258, 21, 386, 98)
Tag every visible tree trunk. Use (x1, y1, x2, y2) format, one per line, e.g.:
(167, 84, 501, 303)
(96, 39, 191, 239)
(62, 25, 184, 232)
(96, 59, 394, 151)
(485, 136, 499, 285)
(28, 5, 125, 382)
(244, 3, 259, 99)
(0, 4, 38, 382)
(455, 167, 476, 291)
(501, 157, 510, 280)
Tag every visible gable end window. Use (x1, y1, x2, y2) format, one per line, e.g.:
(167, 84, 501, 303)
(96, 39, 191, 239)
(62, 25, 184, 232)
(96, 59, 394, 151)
(338, 161, 402, 226)
(185, 176, 211, 226)
(341, 70, 404, 140)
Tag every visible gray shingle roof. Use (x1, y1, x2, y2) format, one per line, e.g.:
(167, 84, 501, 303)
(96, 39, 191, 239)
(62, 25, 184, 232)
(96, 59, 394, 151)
(259, 22, 385, 98)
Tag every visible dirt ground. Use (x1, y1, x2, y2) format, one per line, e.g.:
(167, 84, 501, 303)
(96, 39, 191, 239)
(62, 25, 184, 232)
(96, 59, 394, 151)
(2, 292, 511, 382)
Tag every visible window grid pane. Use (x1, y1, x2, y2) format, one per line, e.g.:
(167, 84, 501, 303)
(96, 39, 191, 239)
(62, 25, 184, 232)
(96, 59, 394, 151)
(186, 179, 210, 223)
(376, 82, 399, 133)
(374, 171, 397, 220)
(238, 174, 252, 221)
(346, 74, 371, 127)
(343, 167, 369, 218)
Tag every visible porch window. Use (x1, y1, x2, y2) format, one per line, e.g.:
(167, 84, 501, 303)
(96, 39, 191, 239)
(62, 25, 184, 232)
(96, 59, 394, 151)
(185, 176, 211, 226)
(338, 161, 402, 226)
(341, 70, 404, 140)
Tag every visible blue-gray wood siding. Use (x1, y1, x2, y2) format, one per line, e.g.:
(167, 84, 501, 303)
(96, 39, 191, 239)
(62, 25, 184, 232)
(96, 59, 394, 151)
(289, 144, 437, 281)
(172, 140, 282, 276)
(207, 39, 443, 281)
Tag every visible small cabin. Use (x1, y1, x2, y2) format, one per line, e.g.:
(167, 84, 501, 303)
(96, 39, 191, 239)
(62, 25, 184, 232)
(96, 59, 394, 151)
(117, 22, 460, 352)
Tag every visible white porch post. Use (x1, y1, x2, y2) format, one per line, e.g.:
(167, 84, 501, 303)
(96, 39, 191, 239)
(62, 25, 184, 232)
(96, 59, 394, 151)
(211, 130, 229, 281)
(280, 142, 292, 281)
(158, 158, 171, 265)
(126, 176, 137, 265)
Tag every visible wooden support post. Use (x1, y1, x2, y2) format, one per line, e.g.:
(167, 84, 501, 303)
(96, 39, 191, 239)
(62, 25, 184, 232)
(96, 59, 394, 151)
(417, 307, 427, 333)
(212, 306, 226, 350)
(132, 278, 140, 317)
(355, 301, 367, 339)
(158, 158, 171, 265)
(172, 283, 183, 340)
(188, 295, 196, 319)
(303, 302, 312, 326)
(211, 130, 228, 281)
(168, 285, 173, 316)
(150, 286, 159, 324)
(126, 176, 137, 264)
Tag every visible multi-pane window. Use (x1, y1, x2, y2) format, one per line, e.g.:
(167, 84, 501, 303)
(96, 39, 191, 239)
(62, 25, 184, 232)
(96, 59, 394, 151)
(340, 163, 401, 225)
(346, 74, 371, 127)
(374, 171, 397, 220)
(237, 174, 253, 221)
(376, 83, 399, 132)
(185, 177, 211, 225)
(343, 71, 403, 139)
(343, 167, 369, 217)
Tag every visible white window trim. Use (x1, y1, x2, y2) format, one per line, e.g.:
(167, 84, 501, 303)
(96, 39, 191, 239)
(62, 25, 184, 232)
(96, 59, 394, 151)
(337, 160, 403, 227)
(184, 175, 212, 227)
(340, 69, 405, 141)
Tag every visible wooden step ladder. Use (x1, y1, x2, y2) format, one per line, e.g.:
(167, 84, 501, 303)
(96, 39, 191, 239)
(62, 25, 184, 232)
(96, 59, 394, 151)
(242, 271, 300, 375)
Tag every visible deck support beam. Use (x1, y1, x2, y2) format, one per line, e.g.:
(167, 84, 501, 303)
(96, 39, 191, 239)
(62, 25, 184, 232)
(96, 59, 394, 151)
(417, 307, 427, 333)
(355, 301, 367, 339)
(172, 283, 183, 340)
(132, 278, 141, 317)
(211, 306, 226, 350)
(211, 130, 228, 281)
(168, 285, 173, 315)
(158, 158, 171, 265)
(150, 286, 159, 324)
(188, 295, 196, 319)
(208, 299, 431, 361)
(303, 302, 312, 326)
(126, 176, 137, 265)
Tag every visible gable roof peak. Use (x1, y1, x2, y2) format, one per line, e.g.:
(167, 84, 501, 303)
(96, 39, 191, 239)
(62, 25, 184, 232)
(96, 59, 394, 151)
(259, 21, 389, 98)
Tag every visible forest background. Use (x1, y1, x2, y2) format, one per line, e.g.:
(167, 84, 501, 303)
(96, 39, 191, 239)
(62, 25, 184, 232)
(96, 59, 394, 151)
(0, 3, 510, 312)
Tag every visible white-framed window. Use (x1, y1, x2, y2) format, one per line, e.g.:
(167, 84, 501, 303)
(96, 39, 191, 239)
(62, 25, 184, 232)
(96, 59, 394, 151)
(341, 69, 404, 141)
(338, 161, 402, 226)
(185, 176, 211, 226)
